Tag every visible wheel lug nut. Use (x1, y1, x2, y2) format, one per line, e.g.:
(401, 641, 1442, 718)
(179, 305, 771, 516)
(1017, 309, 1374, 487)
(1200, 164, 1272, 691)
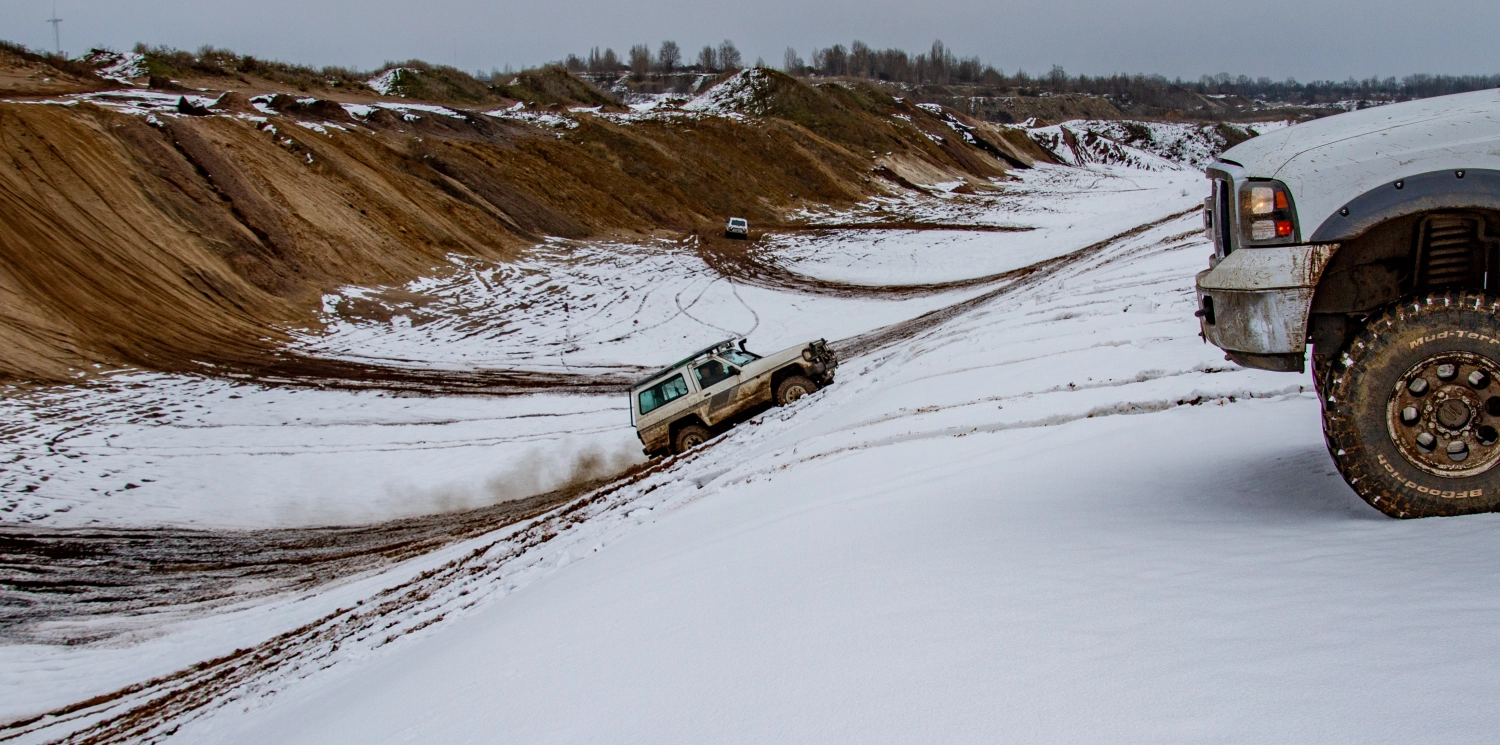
(1448, 440, 1470, 461)
(1437, 364, 1457, 381)
(1416, 432, 1436, 451)
(1470, 370, 1491, 389)
(1409, 378, 1430, 395)
(1401, 406, 1420, 424)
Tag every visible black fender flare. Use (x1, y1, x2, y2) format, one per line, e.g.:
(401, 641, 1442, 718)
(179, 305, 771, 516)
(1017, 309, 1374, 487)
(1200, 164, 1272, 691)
(1309, 168, 1500, 242)
(668, 414, 708, 438)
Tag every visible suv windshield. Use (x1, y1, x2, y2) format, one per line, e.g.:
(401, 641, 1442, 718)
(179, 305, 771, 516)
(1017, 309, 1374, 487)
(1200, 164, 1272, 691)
(638, 374, 689, 415)
(720, 348, 757, 366)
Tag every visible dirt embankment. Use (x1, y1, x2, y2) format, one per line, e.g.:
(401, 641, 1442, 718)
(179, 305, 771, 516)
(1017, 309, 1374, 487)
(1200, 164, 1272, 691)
(0, 66, 1018, 385)
(0, 43, 109, 96)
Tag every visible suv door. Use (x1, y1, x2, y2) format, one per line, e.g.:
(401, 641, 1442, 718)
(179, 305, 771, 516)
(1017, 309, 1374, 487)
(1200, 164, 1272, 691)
(692, 357, 742, 425)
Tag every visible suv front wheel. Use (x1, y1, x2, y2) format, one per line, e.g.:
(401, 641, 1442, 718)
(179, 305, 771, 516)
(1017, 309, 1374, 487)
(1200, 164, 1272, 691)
(775, 375, 816, 405)
(1324, 293, 1500, 517)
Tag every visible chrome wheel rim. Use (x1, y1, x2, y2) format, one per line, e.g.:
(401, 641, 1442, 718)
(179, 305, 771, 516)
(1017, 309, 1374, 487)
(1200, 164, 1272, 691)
(1388, 351, 1500, 478)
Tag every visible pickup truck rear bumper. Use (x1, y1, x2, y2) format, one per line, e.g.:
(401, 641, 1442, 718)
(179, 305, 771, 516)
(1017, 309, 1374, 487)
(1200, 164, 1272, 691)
(1194, 244, 1338, 373)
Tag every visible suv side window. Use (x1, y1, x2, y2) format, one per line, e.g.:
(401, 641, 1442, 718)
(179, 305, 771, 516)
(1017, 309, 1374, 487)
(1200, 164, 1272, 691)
(694, 359, 739, 389)
(639, 374, 689, 415)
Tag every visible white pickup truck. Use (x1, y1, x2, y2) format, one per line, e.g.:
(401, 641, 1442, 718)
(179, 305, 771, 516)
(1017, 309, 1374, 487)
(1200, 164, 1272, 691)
(1196, 88, 1500, 518)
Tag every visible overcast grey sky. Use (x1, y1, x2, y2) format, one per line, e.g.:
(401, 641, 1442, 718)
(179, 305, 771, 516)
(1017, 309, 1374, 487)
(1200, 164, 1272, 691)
(2, 0, 1496, 81)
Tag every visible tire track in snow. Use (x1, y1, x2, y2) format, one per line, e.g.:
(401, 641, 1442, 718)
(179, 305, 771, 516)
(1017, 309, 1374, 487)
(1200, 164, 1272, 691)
(0, 451, 718, 745)
(727, 386, 1313, 479)
(832, 206, 1202, 359)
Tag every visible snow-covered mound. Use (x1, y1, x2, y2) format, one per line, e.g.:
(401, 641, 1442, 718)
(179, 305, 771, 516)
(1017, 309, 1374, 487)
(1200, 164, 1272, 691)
(1029, 119, 1292, 170)
(682, 68, 776, 115)
(366, 67, 413, 96)
(1027, 122, 1184, 171)
(81, 49, 145, 85)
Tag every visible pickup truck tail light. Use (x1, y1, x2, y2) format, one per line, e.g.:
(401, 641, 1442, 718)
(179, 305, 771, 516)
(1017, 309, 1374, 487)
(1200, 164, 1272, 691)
(1239, 180, 1298, 246)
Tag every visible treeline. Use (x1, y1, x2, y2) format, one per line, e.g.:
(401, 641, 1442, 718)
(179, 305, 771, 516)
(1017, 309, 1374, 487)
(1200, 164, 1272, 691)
(558, 37, 1498, 106)
(786, 41, 990, 87)
(788, 40, 1500, 105)
(563, 40, 747, 75)
(1187, 72, 1500, 103)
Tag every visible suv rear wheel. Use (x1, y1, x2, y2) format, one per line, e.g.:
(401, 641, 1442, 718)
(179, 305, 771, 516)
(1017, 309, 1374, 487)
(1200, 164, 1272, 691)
(672, 423, 711, 454)
(1324, 292, 1500, 517)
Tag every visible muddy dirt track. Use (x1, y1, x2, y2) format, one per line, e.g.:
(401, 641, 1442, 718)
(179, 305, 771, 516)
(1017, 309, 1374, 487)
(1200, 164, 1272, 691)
(217, 352, 646, 397)
(694, 225, 1039, 298)
(834, 207, 1200, 358)
(0, 458, 684, 745)
(0, 475, 621, 646)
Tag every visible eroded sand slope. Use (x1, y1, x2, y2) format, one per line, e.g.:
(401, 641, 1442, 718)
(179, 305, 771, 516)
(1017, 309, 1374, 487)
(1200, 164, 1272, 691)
(0, 63, 1039, 383)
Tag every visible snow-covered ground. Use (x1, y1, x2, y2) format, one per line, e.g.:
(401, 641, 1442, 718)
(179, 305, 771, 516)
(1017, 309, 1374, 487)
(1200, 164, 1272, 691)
(0, 377, 635, 528)
(298, 236, 993, 371)
(0, 166, 1196, 529)
(181, 198, 1500, 745)
(10, 152, 1500, 744)
(766, 167, 1200, 286)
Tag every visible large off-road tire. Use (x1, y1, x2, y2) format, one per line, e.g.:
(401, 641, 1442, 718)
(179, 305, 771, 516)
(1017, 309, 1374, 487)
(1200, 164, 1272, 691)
(1324, 292, 1500, 517)
(672, 423, 711, 454)
(774, 375, 817, 406)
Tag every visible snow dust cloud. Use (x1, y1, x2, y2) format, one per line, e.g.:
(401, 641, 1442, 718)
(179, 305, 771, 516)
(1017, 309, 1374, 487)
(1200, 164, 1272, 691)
(482, 438, 647, 505)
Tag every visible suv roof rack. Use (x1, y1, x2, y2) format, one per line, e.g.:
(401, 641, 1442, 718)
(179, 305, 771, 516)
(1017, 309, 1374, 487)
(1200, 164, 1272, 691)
(632, 337, 740, 388)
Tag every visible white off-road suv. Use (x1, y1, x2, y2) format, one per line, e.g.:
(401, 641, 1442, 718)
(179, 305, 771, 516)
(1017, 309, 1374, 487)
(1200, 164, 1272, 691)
(1195, 88, 1500, 517)
(724, 217, 749, 239)
(631, 337, 836, 456)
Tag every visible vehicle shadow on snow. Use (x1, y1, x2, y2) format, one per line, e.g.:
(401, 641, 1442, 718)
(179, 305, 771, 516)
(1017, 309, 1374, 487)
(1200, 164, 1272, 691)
(1171, 444, 1388, 523)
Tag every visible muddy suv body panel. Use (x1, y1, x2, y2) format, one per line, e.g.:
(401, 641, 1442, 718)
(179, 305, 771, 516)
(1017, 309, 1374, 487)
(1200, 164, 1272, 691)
(631, 338, 836, 455)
